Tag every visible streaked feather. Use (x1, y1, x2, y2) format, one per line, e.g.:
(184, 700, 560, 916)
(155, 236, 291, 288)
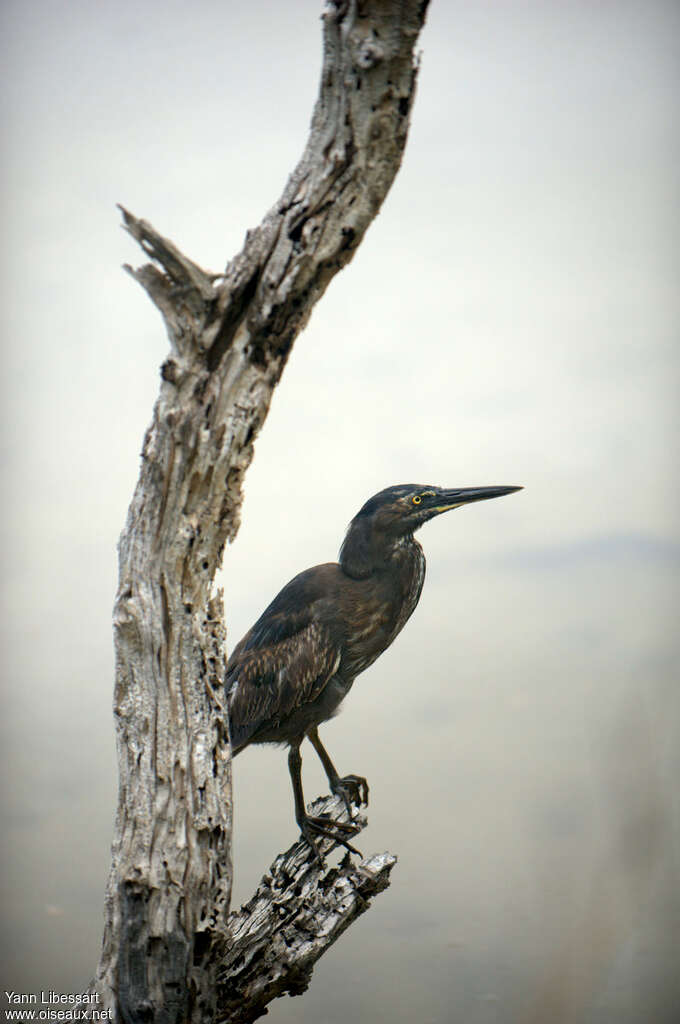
(226, 566, 343, 751)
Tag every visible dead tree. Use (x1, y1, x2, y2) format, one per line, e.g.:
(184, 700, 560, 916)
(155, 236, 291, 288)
(90, 2, 430, 1021)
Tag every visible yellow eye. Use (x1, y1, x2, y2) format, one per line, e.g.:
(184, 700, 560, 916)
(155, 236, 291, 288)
(412, 495, 422, 505)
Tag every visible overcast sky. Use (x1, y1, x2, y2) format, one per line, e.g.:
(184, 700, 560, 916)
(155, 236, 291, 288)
(1, 2, 679, 1021)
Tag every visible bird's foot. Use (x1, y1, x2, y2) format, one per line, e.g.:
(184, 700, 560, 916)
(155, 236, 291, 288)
(307, 813, 360, 836)
(331, 773, 369, 815)
(299, 814, 363, 864)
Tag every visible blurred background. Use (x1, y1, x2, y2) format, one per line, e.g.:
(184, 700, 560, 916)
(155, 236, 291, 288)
(1, 1, 678, 1021)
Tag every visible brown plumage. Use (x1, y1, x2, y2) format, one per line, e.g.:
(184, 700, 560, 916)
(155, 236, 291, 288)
(227, 483, 521, 859)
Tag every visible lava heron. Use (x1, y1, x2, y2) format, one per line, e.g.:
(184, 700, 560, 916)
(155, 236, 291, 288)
(227, 483, 521, 859)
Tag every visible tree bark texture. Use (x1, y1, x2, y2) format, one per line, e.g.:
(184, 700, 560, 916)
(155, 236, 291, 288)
(94, 3, 430, 1021)
(215, 795, 397, 1024)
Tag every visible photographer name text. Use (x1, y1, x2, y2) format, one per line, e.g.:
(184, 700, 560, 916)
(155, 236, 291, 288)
(5, 994, 100, 1006)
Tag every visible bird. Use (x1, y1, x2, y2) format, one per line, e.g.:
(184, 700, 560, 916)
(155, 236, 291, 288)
(226, 483, 522, 860)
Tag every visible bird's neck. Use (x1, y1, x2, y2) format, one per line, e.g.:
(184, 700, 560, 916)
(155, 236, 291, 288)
(339, 519, 422, 580)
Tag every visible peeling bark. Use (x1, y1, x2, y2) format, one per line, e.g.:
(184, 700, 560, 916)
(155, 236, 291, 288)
(91, 2, 430, 1021)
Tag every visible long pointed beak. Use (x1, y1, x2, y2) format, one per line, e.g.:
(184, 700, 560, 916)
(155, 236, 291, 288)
(431, 485, 523, 513)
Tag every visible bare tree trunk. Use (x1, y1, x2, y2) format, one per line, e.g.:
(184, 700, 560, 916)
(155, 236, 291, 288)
(91, 3, 430, 1021)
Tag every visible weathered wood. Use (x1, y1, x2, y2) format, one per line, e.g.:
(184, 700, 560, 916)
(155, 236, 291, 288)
(91, 2, 430, 1021)
(216, 795, 397, 1024)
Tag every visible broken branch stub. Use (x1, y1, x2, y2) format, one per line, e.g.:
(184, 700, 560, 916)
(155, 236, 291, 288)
(216, 795, 397, 1024)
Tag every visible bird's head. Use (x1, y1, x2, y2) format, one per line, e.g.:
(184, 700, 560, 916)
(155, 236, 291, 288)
(339, 483, 522, 577)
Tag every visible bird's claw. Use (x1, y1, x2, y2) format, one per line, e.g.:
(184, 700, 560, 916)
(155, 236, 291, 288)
(307, 813, 360, 836)
(332, 774, 369, 815)
(299, 814, 363, 863)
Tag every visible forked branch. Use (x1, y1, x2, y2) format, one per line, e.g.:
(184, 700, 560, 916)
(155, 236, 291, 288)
(91, 3, 430, 1021)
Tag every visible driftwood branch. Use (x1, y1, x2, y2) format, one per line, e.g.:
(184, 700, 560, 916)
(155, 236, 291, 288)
(90, 2, 430, 1021)
(216, 795, 397, 1024)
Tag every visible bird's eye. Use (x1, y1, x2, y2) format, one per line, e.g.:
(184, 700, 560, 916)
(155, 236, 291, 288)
(412, 495, 422, 505)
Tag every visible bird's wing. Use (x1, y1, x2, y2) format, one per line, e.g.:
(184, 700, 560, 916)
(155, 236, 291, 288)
(226, 592, 341, 751)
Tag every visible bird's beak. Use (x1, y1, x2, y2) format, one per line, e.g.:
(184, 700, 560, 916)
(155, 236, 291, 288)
(430, 485, 523, 514)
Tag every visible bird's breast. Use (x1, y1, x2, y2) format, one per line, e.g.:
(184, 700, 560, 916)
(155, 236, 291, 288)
(339, 540, 425, 678)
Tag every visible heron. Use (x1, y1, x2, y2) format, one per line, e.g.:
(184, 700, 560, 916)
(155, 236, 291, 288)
(227, 483, 521, 859)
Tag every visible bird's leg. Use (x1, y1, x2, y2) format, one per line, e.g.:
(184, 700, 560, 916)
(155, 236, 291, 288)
(288, 743, 362, 863)
(307, 726, 369, 816)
